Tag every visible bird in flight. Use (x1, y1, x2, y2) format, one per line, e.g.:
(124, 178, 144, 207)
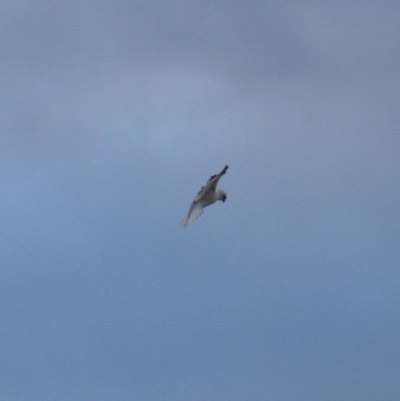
(180, 165, 229, 228)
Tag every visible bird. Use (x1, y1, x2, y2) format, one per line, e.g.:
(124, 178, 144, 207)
(180, 165, 229, 228)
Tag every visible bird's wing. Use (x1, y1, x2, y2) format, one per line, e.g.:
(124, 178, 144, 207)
(180, 201, 204, 228)
(197, 165, 229, 197)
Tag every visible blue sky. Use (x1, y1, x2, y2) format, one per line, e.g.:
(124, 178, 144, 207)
(1, 1, 400, 400)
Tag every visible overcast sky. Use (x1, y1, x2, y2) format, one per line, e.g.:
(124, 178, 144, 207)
(1, 1, 400, 400)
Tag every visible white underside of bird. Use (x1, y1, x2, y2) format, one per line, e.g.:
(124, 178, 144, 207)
(180, 165, 229, 228)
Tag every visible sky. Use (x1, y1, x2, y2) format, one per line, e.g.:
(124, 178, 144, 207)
(1, 1, 400, 400)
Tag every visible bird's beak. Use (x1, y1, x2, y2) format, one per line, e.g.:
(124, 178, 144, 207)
(223, 196, 227, 203)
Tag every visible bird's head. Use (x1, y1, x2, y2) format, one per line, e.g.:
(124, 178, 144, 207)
(216, 189, 227, 203)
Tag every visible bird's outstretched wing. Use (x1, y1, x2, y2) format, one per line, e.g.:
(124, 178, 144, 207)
(194, 165, 229, 201)
(180, 201, 204, 228)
